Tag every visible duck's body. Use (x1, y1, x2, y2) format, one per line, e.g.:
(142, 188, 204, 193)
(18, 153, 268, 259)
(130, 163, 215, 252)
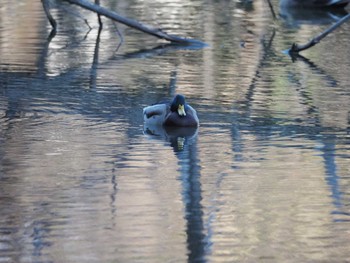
(143, 94, 199, 127)
(280, 0, 350, 8)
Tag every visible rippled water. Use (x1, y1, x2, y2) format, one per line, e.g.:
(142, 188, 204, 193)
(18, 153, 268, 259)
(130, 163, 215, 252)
(1, 0, 350, 262)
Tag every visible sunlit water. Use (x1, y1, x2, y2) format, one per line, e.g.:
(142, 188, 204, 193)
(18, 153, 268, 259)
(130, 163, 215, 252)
(1, 0, 350, 262)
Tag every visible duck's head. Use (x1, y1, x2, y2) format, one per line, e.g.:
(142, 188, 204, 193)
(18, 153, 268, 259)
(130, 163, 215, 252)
(165, 94, 198, 127)
(170, 94, 187, 117)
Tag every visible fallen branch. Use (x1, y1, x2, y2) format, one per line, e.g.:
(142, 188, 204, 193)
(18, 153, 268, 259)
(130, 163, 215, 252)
(289, 13, 350, 54)
(95, 0, 102, 28)
(265, 0, 277, 20)
(62, 0, 206, 45)
(42, 0, 57, 32)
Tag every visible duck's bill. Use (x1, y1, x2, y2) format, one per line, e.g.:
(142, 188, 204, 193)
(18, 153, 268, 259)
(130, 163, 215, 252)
(178, 104, 186, 116)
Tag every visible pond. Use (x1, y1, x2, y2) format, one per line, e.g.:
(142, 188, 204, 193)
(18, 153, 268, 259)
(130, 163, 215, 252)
(0, 0, 350, 262)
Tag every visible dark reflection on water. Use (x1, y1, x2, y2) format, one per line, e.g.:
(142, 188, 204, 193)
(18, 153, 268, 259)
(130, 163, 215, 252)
(177, 135, 206, 262)
(1, 0, 350, 262)
(145, 125, 207, 261)
(144, 125, 198, 152)
(279, 5, 349, 27)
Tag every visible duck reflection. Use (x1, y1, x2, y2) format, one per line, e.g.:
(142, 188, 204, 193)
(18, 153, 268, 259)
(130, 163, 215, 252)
(143, 124, 198, 152)
(143, 124, 208, 261)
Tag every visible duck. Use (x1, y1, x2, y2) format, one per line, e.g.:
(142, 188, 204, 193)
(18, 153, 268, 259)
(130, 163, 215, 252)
(143, 94, 199, 127)
(280, 0, 350, 8)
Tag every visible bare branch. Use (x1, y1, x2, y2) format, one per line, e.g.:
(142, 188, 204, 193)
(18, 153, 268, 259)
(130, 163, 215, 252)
(60, 4, 92, 29)
(113, 23, 124, 53)
(95, 0, 103, 28)
(42, 0, 57, 32)
(289, 13, 350, 54)
(265, 0, 277, 20)
(64, 0, 206, 45)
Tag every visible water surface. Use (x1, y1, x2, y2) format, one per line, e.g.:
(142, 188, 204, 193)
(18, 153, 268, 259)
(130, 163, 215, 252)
(1, 0, 350, 262)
